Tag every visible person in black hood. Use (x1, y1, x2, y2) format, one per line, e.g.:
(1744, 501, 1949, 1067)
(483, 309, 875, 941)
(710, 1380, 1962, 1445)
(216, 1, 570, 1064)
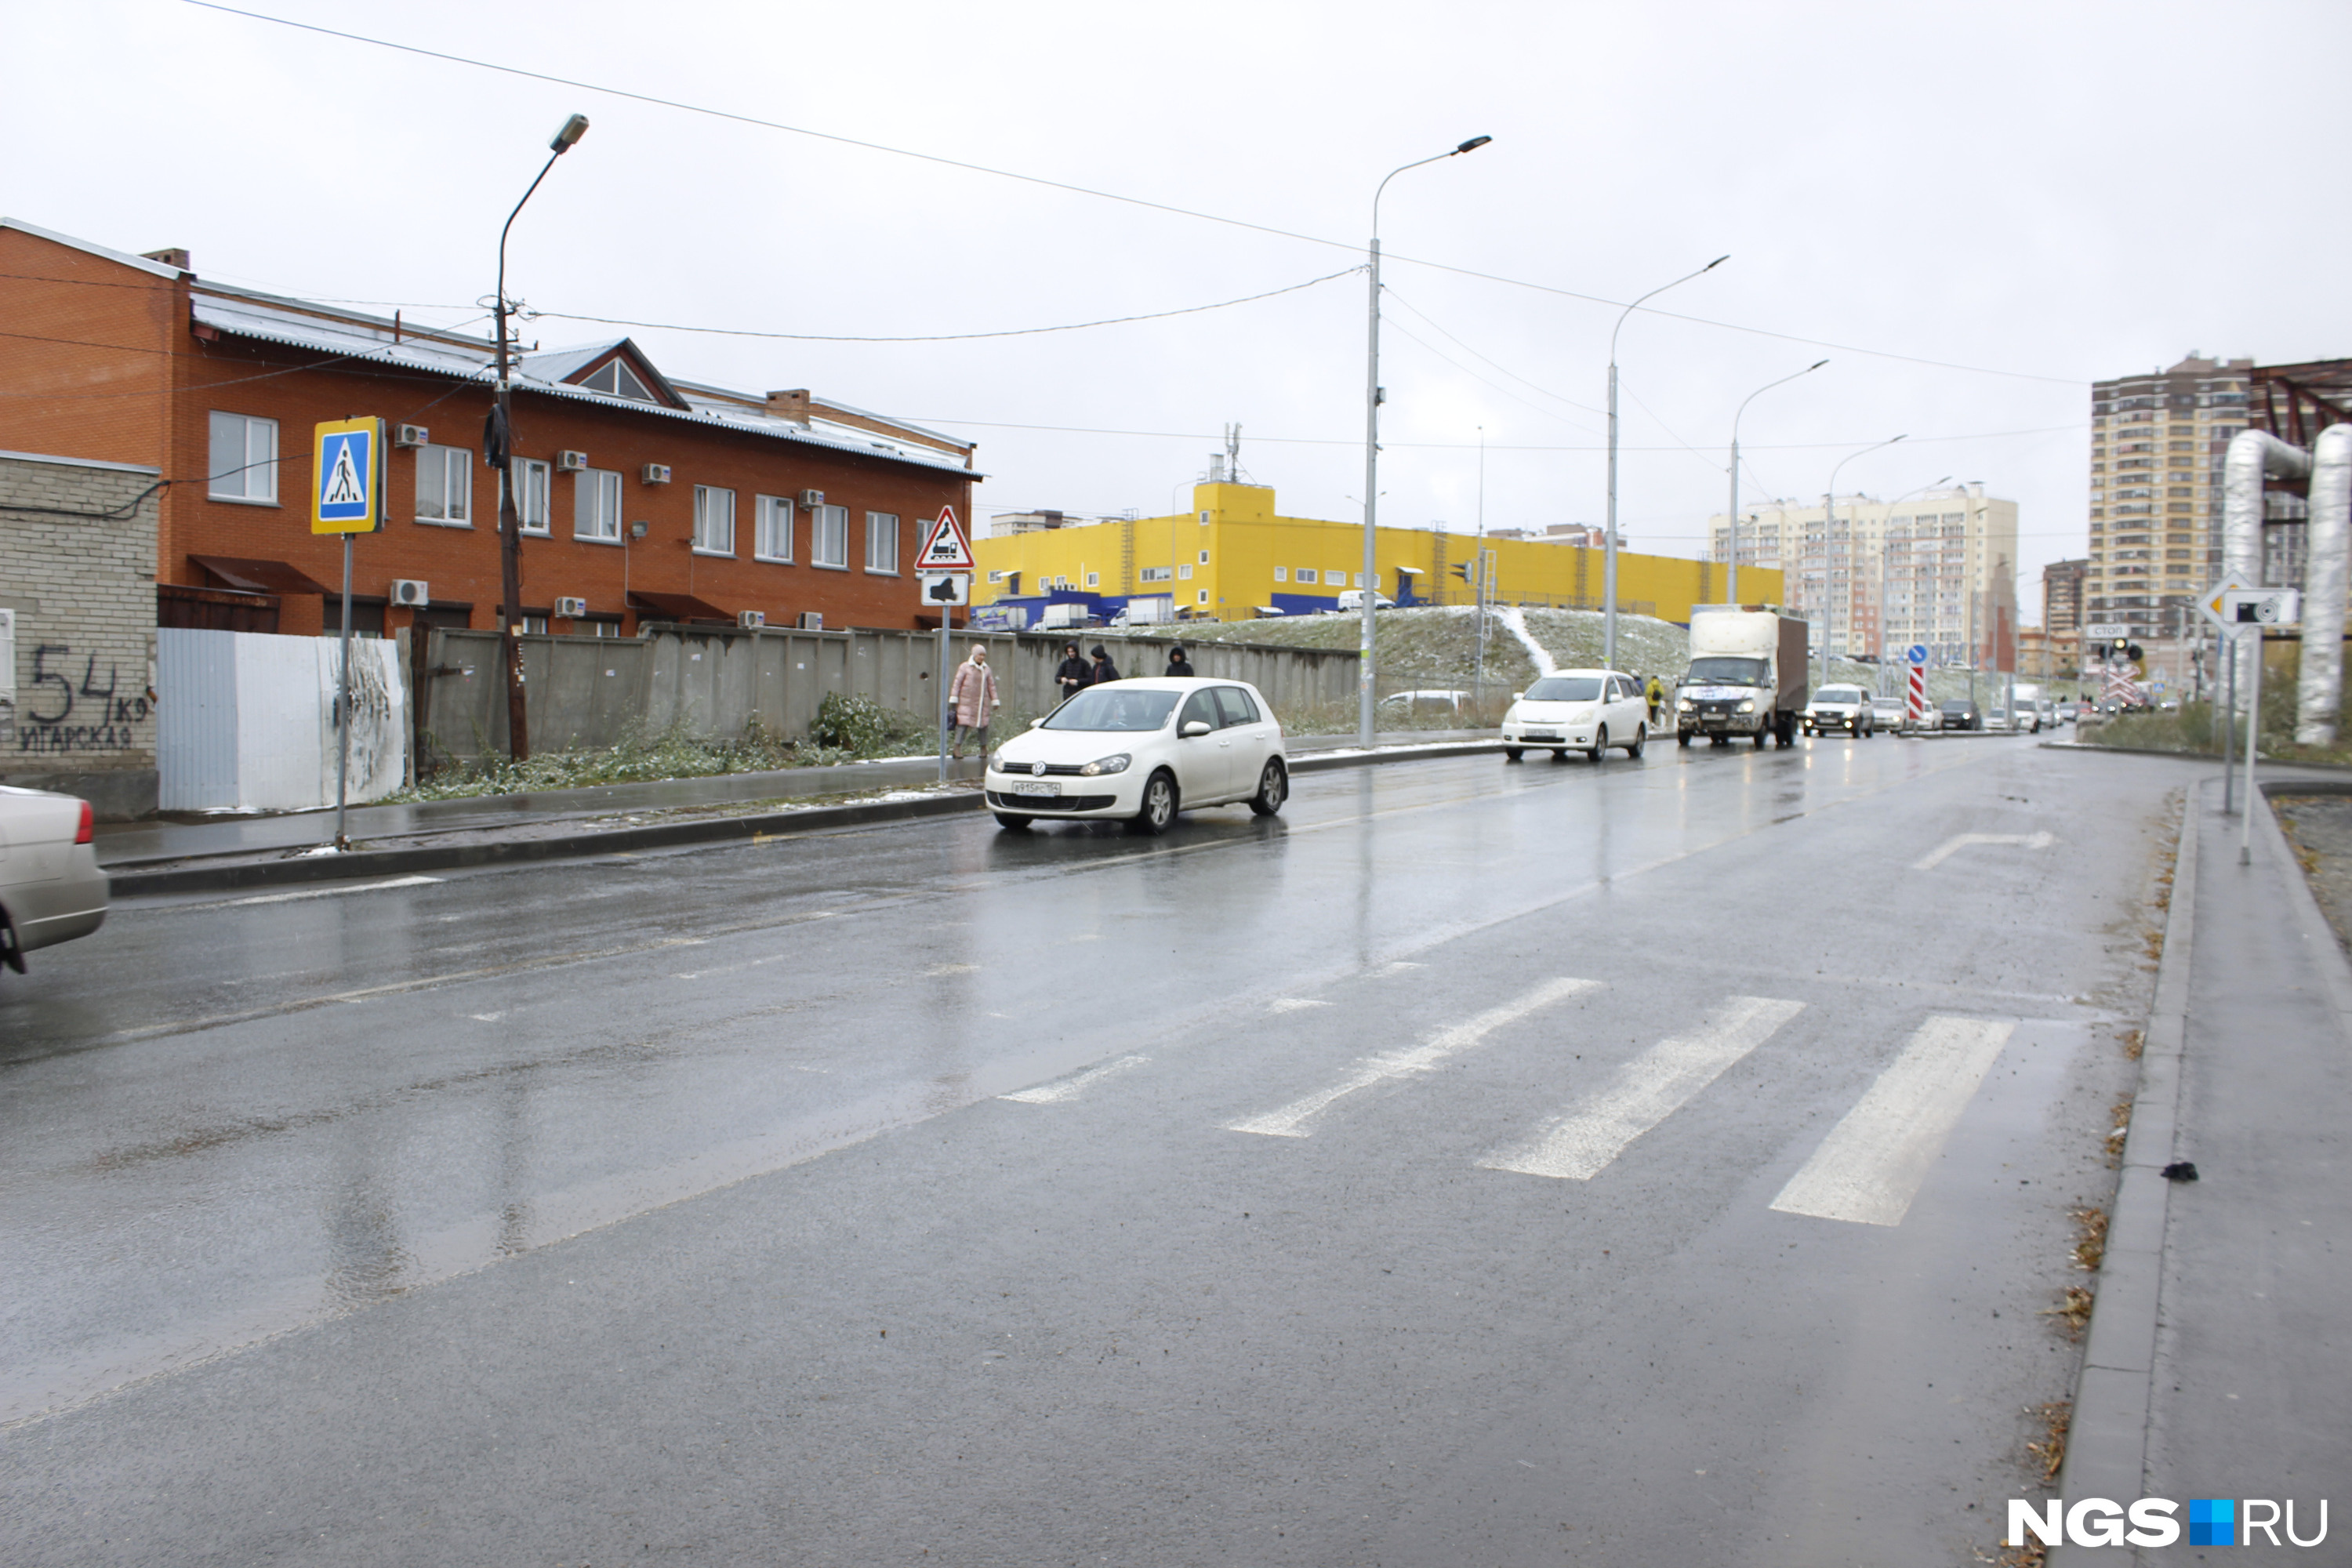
(1089, 644, 1120, 685)
(1164, 646, 1195, 678)
(1054, 641, 1090, 705)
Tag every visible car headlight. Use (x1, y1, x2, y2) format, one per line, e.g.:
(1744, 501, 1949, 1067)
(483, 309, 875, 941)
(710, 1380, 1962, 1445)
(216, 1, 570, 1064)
(1737, 699, 1755, 713)
(1676, 698, 1694, 712)
(987, 749, 1006, 771)
(1080, 753, 1131, 777)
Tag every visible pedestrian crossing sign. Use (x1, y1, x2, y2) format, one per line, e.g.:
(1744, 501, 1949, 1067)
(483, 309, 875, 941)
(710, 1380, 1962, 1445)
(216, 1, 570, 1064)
(312, 417, 385, 534)
(916, 506, 975, 572)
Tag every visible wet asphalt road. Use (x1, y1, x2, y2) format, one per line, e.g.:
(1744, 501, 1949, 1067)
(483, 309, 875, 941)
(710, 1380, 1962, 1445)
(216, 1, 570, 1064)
(0, 735, 2191, 1565)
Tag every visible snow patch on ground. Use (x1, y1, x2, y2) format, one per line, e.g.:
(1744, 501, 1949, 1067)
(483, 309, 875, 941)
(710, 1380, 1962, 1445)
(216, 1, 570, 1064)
(1494, 607, 1557, 677)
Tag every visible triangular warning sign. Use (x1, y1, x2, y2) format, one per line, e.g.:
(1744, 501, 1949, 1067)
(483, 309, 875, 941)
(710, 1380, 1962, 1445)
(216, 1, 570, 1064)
(322, 438, 367, 506)
(916, 506, 974, 571)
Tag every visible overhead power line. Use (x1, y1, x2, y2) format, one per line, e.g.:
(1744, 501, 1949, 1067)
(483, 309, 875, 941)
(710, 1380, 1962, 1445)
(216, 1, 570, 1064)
(185, 1, 2088, 388)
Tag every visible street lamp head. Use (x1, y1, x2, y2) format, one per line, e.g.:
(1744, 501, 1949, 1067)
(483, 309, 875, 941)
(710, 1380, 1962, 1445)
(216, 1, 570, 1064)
(1454, 136, 1493, 154)
(550, 114, 590, 154)
(1703, 254, 1730, 272)
(1806, 358, 1829, 372)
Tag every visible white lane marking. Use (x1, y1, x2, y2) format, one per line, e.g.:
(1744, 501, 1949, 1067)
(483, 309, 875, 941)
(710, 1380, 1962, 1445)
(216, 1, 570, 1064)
(1374, 960, 1426, 976)
(924, 962, 981, 976)
(1769, 1015, 2016, 1226)
(999, 1054, 1150, 1105)
(1225, 976, 1600, 1138)
(1479, 996, 1805, 1181)
(1269, 998, 1332, 1014)
(1911, 830, 2053, 871)
(222, 875, 442, 907)
(468, 1012, 505, 1023)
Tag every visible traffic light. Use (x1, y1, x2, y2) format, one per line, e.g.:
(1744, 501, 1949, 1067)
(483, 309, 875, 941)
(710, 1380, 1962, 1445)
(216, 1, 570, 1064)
(2126, 643, 2143, 662)
(1450, 562, 1474, 584)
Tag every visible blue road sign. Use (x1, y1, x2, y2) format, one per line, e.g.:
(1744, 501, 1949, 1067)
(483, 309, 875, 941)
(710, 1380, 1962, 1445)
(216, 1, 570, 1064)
(312, 418, 383, 533)
(1906, 643, 1929, 666)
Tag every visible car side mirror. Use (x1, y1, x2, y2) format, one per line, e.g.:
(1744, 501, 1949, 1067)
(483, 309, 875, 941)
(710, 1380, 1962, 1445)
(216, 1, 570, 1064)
(1181, 719, 1212, 738)
(1511, 691, 1523, 702)
(1028, 717, 1042, 728)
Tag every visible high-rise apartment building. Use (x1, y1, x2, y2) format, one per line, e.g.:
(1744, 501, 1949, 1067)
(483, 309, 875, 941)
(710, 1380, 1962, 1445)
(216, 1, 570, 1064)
(2085, 356, 2249, 681)
(1708, 484, 2018, 666)
(2042, 557, 2088, 637)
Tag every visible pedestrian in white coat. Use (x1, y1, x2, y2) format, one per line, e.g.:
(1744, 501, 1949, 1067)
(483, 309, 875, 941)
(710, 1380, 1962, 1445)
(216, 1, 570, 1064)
(949, 643, 1000, 759)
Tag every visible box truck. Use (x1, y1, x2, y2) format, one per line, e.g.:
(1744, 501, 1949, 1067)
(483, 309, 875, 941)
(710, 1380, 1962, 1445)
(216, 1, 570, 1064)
(1675, 607, 1809, 748)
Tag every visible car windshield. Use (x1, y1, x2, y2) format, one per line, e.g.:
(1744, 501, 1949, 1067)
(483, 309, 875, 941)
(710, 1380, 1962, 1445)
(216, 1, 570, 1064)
(1686, 657, 1768, 685)
(1940, 701, 1971, 713)
(1042, 688, 1181, 731)
(1817, 687, 1864, 703)
(1524, 677, 1602, 702)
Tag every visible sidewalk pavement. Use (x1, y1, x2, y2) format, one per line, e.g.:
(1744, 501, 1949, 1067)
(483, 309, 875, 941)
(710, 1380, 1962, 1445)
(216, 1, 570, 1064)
(96, 730, 1505, 896)
(2051, 769, 2352, 1562)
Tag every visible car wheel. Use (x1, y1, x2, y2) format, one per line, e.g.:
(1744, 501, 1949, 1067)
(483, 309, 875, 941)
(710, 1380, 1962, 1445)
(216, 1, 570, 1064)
(1588, 724, 1607, 763)
(993, 812, 1033, 830)
(1624, 724, 1645, 759)
(1128, 769, 1178, 835)
(1677, 731, 1692, 749)
(1248, 759, 1287, 817)
(1504, 746, 1523, 762)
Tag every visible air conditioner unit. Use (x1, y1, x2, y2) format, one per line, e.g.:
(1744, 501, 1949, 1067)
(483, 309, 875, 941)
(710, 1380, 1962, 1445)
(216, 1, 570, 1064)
(394, 423, 429, 448)
(737, 610, 767, 630)
(641, 463, 672, 485)
(800, 489, 826, 509)
(390, 579, 430, 608)
(797, 611, 823, 630)
(553, 596, 589, 619)
(556, 450, 589, 472)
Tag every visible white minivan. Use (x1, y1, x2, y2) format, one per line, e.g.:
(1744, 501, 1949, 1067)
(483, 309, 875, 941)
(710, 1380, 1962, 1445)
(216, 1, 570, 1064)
(1500, 670, 1649, 762)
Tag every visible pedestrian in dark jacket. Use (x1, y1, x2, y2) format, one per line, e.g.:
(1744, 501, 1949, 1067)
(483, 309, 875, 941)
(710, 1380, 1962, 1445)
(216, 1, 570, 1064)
(1089, 644, 1120, 685)
(1054, 642, 1090, 705)
(1164, 646, 1195, 678)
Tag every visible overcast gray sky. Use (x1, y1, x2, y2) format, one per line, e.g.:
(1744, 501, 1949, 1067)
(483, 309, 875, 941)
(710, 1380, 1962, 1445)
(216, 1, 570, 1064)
(10, 0, 2349, 621)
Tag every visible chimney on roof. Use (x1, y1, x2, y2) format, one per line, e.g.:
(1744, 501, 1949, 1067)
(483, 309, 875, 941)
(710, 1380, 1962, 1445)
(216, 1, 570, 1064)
(142, 248, 191, 272)
(1042, 510, 1064, 528)
(765, 389, 813, 423)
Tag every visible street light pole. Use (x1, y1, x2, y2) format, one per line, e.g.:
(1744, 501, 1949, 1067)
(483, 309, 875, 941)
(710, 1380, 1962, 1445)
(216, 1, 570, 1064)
(1725, 360, 1828, 606)
(1360, 135, 1490, 749)
(492, 112, 589, 764)
(1820, 434, 1905, 688)
(1605, 255, 1726, 670)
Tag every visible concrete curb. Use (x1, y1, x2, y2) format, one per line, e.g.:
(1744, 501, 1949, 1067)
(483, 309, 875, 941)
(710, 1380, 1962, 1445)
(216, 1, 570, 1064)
(109, 739, 1508, 898)
(2049, 789, 2201, 1559)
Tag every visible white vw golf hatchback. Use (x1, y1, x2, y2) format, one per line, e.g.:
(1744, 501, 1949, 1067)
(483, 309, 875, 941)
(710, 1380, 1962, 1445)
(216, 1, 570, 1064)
(986, 677, 1287, 833)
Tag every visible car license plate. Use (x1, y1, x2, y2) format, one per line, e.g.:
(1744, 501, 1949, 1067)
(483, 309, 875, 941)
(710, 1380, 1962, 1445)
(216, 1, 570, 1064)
(1523, 729, 1558, 740)
(1013, 780, 1060, 797)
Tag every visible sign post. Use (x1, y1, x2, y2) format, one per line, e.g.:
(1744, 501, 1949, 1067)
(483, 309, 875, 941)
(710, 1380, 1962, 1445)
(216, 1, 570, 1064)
(1904, 643, 1929, 731)
(2198, 580, 2300, 860)
(313, 418, 385, 848)
(918, 507, 975, 783)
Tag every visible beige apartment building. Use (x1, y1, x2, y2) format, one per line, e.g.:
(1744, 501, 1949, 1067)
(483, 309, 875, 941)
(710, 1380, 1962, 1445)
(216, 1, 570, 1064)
(2086, 354, 2249, 693)
(1708, 484, 2019, 667)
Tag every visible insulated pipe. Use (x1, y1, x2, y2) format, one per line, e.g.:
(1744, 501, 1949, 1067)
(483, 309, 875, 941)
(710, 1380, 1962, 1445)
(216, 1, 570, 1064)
(2296, 423, 2352, 743)
(2221, 429, 2312, 710)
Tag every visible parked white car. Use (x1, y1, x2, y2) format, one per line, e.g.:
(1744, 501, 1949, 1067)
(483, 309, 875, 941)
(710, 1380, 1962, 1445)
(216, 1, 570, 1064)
(985, 677, 1287, 833)
(1501, 670, 1649, 762)
(1802, 683, 1875, 737)
(1334, 589, 1396, 613)
(0, 786, 108, 975)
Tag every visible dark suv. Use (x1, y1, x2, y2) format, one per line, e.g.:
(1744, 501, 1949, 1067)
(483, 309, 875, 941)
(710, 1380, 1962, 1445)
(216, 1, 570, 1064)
(1937, 698, 1983, 731)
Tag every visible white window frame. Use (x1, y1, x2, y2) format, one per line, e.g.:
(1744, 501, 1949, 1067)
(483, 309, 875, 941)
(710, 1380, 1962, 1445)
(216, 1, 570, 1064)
(207, 412, 278, 503)
(574, 468, 622, 543)
(754, 495, 794, 563)
(1296, 568, 1316, 585)
(510, 456, 550, 535)
(415, 443, 474, 527)
(1273, 566, 1287, 583)
(812, 504, 849, 569)
(693, 485, 737, 557)
(1139, 565, 1173, 583)
(1178, 564, 1193, 580)
(1198, 550, 1210, 564)
(864, 510, 900, 575)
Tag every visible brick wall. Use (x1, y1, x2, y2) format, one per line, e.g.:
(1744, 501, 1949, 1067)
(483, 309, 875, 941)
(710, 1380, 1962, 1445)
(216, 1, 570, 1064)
(0, 452, 162, 818)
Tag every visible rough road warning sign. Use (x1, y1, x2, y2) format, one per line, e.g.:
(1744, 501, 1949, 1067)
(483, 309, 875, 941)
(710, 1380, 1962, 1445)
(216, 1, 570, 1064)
(312, 417, 385, 534)
(916, 506, 974, 572)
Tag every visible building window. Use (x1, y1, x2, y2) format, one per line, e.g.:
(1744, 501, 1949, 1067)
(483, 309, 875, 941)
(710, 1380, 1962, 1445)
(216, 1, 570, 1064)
(574, 469, 622, 542)
(755, 495, 794, 562)
(1297, 568, 1317, 585)
(1140, 565, 1173, 583)
(1273, 566, 1287, 583)
(865, 511, 900, 574)
(416, 444, 473, 525)
(693, 486, 736, 555)
(1084, 572, 1100, 588)
(1197, 590, 1209, 604)
(577, 617, 622, 637)
(581, 358, 658, 403)
(812, 504, 848, 568)
(1178, 564, 1193, 580)
(511, 457, 550, 535)
(207, 412, 278, 502)
(1199, 550, 1210, 564)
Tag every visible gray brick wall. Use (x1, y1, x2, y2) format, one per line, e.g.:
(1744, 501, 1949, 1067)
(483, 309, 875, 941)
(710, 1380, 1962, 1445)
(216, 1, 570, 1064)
(0, 452, 161, 816)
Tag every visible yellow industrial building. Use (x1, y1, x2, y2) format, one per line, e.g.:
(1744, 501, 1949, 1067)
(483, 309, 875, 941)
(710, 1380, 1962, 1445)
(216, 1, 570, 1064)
(972, 481, 1775, 626)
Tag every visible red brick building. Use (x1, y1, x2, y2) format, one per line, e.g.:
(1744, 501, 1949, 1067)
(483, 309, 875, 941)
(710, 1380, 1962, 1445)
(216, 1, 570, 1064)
(0, 219, 981, 637)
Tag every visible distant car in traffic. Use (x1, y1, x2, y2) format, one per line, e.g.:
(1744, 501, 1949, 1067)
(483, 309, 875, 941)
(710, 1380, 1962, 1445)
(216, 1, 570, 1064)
(1870, 696, 1909, 732)
(2056, 702, 2080, 724)
(1501, 670, 1650, 762)
(1938, 698, 1983, 731)
(0, 786, 108, 975)
(985, 677, 1287, 834)
(1802, 684, 1874, 737)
